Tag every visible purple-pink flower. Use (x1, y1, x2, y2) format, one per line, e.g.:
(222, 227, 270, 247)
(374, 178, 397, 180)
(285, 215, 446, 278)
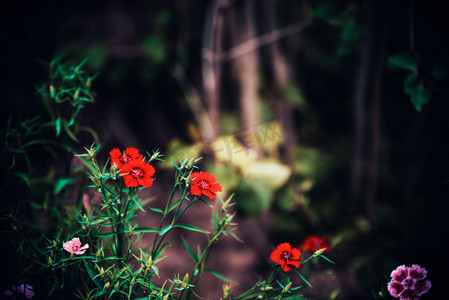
(388, 265, 431, 300)
(3, 283, 34, 299)
(63, 237, 89, 255)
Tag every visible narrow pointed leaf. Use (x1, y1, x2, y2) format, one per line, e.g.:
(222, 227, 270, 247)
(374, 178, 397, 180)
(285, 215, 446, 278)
(133, 227, 160, 234)
(181, 236, 199, 263)
(159, 224, 172, 236)
(295, 271, 313, 287)
(205, 269, 235, 284)
(173, 224, 209, 234)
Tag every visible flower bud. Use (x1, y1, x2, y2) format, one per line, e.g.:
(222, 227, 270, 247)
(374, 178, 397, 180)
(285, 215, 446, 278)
(48, 256, 53, 266)
(261, 285, 273, 291)
(52, 240, 57, 247)
(151, 151, 160, 161)
(100, 267, 105, 277)
(50, 85, 55, 98)
(73, 89, 79, 101)
(130, 277, 136, 286)
(70, 253, 74, 260)
(225, 213, 235, 225)
(110, 163, 118, 180)
(182, 273, 190, 288)
(93, 175, 101, 186)
(103, 282, 110, 291)
(314, 248, 327, 256)
(283, 282, 292, 293)
(222, 284, 231, 299)
(114, 281, 120, 291)
(128, 227, 134, 235)
(188, 159, 195, 169)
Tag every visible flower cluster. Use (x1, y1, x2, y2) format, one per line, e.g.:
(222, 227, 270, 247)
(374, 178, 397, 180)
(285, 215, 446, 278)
(270, 242, 302, 272)
(387, 265, 431, 300)
(3, 284, 34, 299)
(110, 147, 155, 188)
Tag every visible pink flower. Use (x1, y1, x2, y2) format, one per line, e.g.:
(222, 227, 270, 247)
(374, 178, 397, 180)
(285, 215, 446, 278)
(63, 237, 89, 255)
(3, 283, 34, 299)
(388, 265, 431, 300)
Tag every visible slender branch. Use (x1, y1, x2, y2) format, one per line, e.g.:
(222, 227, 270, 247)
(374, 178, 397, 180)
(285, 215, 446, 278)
(215, 18, 312, 62)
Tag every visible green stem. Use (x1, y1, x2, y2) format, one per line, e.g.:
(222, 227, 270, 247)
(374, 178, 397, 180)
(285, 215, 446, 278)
(151, 184, 177, 258)
(152, 171, 192, 258)
(173, 196, 198, 224)
(182, 218, 227, 300)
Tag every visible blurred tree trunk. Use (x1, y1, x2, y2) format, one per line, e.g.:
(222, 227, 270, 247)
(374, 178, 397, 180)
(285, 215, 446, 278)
(263, 0, 297, 160)
(350, 11, 373, 199)
(231, 0, 260, 133)
(201, 0, 228, 141)
(367, 2, 388, 225)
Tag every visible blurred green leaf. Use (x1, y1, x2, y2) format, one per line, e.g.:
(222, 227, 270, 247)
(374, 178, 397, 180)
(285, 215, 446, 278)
(53, 178, 76, 194)
(241, 160, 291, 190)
(143, 36, 167, 64)
(338, 19, 362, 55)
(207, 162, 240, 192)
(14, 173, 30, 186)
(55, 118, 61, 136)
(235, 178, 273, 216)
(404, 73, 430, 111)
(388, 50, 419, 71)
(282, 84, 307, 108)
(156, 9, 172, 25)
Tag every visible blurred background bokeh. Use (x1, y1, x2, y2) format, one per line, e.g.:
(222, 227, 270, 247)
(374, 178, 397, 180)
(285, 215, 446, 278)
(1, 0, 449, 299)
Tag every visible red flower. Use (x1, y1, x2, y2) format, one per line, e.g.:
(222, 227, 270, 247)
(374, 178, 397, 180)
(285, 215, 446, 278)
(121, 159, 155, 188)
(190, 171, 222, 200)
(300, 235, 330, 254)
(109, 147, 143, 170)
(270, 242, 302, 272)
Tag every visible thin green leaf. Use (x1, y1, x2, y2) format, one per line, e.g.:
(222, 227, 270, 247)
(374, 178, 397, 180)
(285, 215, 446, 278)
(132, 197, 146, 212)
(318, 254, 335, 264)
(295, 271, 312, 288)
(205, 269, 235, 284)
(181, 236, 199, 263)
(168, 198, 183, 213)
(133, 227, 160, 234)
(55, 118, 61, 136)
(159, 224, 173, 236)
(83, 259, 102, 289)
(198, 198, 213, 207)
(53, 178, 76, 194)
(94, 232, 116, 238)
(388, 50, 419, 71)
(149, 207, 164, 214)
(173, 224, 209, 234)
(14, 173, 30, 186)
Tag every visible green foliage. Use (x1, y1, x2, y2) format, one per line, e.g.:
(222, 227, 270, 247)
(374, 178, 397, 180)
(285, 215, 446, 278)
(388, 50, 430, 111)
(36, 55, 97, 141)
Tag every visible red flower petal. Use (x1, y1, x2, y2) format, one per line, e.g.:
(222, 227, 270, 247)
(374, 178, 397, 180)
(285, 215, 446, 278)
(270, 243, 302, 272)
(190, 171, 222, 200)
